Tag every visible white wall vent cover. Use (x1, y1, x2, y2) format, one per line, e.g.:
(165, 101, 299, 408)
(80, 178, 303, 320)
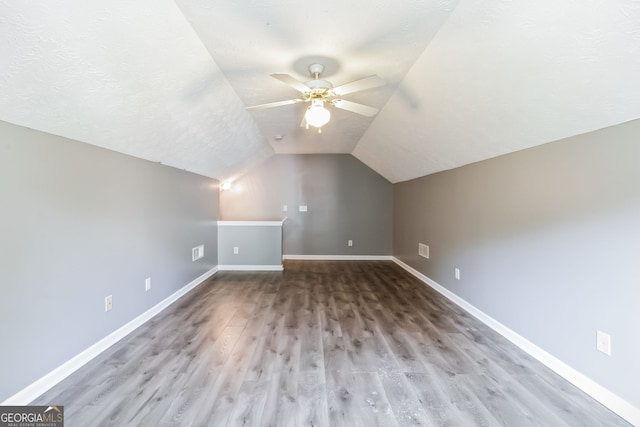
(192, 245, 204, 262)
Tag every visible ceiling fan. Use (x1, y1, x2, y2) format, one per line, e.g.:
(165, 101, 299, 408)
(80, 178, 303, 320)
(246, 64, 385, 132)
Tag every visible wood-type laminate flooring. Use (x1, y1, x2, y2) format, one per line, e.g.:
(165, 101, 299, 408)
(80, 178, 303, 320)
(33, 261, 630, 426)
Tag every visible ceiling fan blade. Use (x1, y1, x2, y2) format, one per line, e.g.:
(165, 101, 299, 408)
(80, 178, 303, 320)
(331, 75, 385, 96)
(246, 99, 304, 111)
(332, 99, 379, 117)
(271, 74, 311, 93)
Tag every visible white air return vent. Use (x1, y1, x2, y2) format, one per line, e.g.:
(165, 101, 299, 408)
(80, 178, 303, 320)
(418, 243, 429, 259)
(192, 245, 204, 261)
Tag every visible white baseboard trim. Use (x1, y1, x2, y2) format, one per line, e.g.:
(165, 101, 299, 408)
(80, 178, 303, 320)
(218, 264, 283, 271)
(392, 257, 640, 426)
(283, 255, 393, 261)
(2, 266, 219, 406)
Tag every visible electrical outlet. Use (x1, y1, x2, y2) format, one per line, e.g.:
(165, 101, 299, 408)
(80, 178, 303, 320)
(145, 277, 151, 292)
(283, 204, 288, 212)
(348, 240, 353, 247)
(233, 246, 239, 254)
(596, 330, 612, 355)
(455, 268, 461, 280)
(105, 295, 113, 312)
(299, 205, 308, 212)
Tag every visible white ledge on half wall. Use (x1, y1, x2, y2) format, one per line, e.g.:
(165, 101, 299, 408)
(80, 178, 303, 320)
(217, 218, 287, 227)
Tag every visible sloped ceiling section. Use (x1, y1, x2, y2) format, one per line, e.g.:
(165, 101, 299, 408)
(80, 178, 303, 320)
(175, 0, 459, 155)
(1, 1, 640, 183)
(0, 0, 273, 180)
(354, 1, 640, 183)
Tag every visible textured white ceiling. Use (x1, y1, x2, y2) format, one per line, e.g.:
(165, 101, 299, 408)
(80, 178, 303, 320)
(1, 0, 640, 183)
(0, 0, 273, 180)
(354, 0, 640, 182)
(175, 0, 458, 155)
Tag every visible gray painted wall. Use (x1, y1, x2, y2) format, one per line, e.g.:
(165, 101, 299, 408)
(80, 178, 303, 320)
(394, 119, 640, 407)
(220, 154, 393, 256)
(0, 121, 219, 402)
(218, 223, 283, 266)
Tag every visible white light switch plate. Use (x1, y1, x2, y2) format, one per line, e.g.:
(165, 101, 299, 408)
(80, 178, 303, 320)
(596, 330, 611, 355)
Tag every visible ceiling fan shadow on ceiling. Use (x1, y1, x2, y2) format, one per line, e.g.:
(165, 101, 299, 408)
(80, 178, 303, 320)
(246, 63, 385, 133)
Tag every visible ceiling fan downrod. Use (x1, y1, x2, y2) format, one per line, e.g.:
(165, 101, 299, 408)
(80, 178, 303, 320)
(308, 63, 324, 80)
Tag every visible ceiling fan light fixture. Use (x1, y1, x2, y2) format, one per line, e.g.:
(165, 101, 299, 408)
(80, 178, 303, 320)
(305, 99, 330, 128)
(246, 64, 385, 132)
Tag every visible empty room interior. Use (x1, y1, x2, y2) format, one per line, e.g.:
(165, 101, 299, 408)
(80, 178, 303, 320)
(1, 1, 639, 426)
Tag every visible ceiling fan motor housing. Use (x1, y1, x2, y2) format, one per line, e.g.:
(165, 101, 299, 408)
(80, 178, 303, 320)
(305, 79, 333, 97)
(246, 62, 383, 121)
(305, 63, 333, 97)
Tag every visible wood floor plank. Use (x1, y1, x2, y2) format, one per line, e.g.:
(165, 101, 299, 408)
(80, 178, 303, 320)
(457, 373, 559, 427)
(516, 372, 624, 427)
(191, 332, 260, 426)
(243, 335, 271, 382)
(380, 329, 428, 373)
(296, 371, 329, 427)
(343, 328, 400, 374)
(325, 370, 397, 427)
(405, 370, 472, 426)
(441, 374, 503, 426)
(223, 379, 270, 427)
(31, 261, 631, 426)
(265, 335, 302, 427)
(319, 298, 343, 339)
(299, 317, 325, 375)
(379, 369, 435, 426)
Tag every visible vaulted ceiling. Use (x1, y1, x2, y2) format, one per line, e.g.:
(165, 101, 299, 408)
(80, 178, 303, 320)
(2, 1, 640, 183)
